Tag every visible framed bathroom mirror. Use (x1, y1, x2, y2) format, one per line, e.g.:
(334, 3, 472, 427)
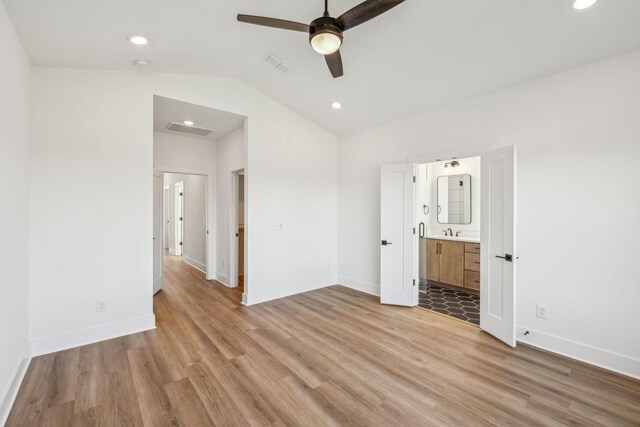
(437, 174, 472, 224)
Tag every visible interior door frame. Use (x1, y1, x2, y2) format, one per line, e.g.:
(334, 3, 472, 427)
(155, 166, 214, 280)
(229, 168, 247, 301)
(407, 145, 495, 316)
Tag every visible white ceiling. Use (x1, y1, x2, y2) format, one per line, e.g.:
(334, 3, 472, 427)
(5, 0, 640, 135)
(153, 96, 245, 141)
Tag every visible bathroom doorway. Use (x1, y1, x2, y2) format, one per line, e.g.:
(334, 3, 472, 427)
(417, 156, 481, 325)
(380, 146, 517, 346)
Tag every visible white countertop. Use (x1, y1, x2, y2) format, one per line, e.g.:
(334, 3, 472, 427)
(424, 235, 480, 244)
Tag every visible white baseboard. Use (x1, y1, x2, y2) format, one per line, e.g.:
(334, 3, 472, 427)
(215, 272, 230, 287)
(0, 344, 31, 426)
(182, 256, 206, 274)
(30, 314, 156, 357)
(245, 276, 338, 306)
(517, 326, 640, 380)
(338, 275, 380, 297)
(168, 247, 176, 256)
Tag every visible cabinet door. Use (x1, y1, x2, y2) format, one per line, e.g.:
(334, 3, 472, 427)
(439, 241, 465, 287)
(426, 239, 440, 282)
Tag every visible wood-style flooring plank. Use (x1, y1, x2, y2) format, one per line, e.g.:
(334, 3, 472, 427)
(6, 254, 640, 427)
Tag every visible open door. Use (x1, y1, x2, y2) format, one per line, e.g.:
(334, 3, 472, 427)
(174, 181, 184, 256)
(153, 174, 164, 295)
(480, 146, 517, 346)
(380, 164, 416, 306)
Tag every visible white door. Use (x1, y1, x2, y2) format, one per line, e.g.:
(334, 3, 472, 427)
(163, 186, 170, 249)
(175, 181, 184, 256)
(380, 164, 416, 306)
(480, 146, 517, 346)
(153, 175, 164, 295)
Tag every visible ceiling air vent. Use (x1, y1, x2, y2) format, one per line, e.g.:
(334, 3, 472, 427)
(264, 53, 289, 73)
(166, 122, 214, 137)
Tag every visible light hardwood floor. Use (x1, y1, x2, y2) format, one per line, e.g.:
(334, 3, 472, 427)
(7, 255, 640, 426)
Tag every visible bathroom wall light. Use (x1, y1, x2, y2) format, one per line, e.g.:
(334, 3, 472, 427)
(444, 160, 460, 168)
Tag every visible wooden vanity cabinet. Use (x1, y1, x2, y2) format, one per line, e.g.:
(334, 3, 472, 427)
(427, 238, 480, 292)
(426, 239, 464, 287)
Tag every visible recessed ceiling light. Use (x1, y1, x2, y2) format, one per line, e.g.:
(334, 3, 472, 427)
(129, 35, 148, 45)
(331, 102, 342, 110)
(573, 0, 598, 10)
(183, 120, 194, 126)
(134, 59, 149, 67)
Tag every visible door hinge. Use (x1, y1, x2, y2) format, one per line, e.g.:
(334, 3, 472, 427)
(179, 192, 183, 196)
(413, 175, 416, 183)
(179, 242, 183, 246)
(413, 227, 416, 235)
(413, 279, 416, 287)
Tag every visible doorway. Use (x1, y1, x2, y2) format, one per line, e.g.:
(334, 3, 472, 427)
(230, 168, 247, 301)
(163, 172, 208, 275)
(418, 156, 481, 325)
(379, 146, 517, 346)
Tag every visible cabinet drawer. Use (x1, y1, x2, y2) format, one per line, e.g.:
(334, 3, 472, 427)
(465, 242, 480, 254)
(465, 270, 480, 291)
(464, 252, 480, 272)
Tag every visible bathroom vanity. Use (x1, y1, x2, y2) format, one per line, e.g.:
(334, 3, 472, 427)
(420, 237, 480, 292)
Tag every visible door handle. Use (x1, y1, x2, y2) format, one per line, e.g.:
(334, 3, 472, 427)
(381, 240, 392, 246)
(495, 254, 513, 262)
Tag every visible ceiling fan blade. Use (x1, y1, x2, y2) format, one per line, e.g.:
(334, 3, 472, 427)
(336, 0, 405, 31)
(325, 50, 344, 78)
(237, 14, 310, 32)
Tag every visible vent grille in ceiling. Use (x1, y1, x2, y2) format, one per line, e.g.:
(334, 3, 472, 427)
(166, 122, 214, 137)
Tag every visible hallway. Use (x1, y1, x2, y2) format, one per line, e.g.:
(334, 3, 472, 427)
(6, 256, 640, 426)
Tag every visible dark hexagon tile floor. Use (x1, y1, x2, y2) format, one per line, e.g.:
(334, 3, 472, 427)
(418, 282, 479, 325)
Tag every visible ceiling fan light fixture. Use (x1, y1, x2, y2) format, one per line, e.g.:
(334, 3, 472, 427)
(311, 32, 342, 55)
(573, 0, 598, 10)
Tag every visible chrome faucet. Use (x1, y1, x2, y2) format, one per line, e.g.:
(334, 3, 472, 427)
(447, 228, 453, 236)
(456, 231, 462, 237)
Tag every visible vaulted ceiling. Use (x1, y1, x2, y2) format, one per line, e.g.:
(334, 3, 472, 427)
(4, 0, 640, 135)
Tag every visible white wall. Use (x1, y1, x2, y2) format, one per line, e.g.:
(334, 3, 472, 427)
(215, 127, 245, 286)
(154, 131, 216, 274)
(339, 50, 640, 378)
(29, 67, 339, 355)
(164, 173, 207, 270)
(0, 2, 31, 422)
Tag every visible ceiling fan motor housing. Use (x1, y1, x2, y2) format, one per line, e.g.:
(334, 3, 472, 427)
(309, 16, 344, 47)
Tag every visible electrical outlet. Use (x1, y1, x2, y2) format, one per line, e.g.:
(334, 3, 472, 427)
(96, 300, 107, 313)
(536, 304, 549, 319)
(273, 223, 283, 230)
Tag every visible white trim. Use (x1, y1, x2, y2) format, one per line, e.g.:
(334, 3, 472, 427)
(30, 314, 156, 357)
(517, 326, 640, 380)
(0, 344, 31, 426)
(168, 247, 176, 256)
(215, 272, 231, 287)
(339, 275, 380, 296)
(182, 255, 206, 274)
(244, 276, 337, 306)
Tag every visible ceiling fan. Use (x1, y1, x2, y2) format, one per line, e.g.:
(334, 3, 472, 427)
(238, 0, 406, 78)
